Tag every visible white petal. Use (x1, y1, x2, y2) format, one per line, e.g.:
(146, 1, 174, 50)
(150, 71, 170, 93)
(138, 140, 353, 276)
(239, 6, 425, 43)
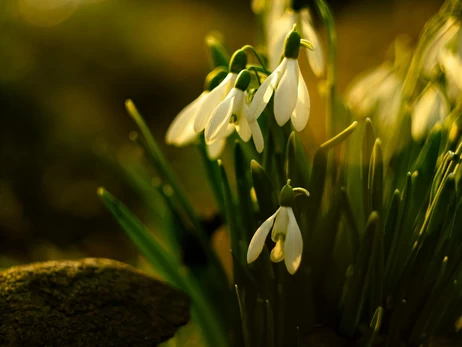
(194, 73, 236, 132)
(270, 239, 285, 262)
(249, 120, 264, 153)
(274, 59, 299, 127)
(247, 59, 288, 122)
(236, 108, 252, 142)
(165, 92, 208, 146)
(422, 17, 459, 74)
(411, 85, 448, 141)
(271, 206, 289, 241)
(247, 208, 280, 264)
(300, 9, 325, 77)
(284, 207, 303, 275)
(205, 90, 237, 144)
(206, 136, 229, 160)
(291, 67, 310, 131)
(345, 63, 392, 116)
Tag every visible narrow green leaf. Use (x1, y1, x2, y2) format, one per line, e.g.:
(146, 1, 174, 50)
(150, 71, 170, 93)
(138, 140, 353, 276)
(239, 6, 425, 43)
(339, 211, 380, 336)
(362, 118, 376, 218)
(198, 135, 226, 215)
(307, 148, 328, 227)
(98, 188, 182, 285)
(98, 188, 229, 347)
(340, 187, 360, 256)
(125, 100, 205, 241)
(205, 34, 230, 69)
(251, 159, 278, 219)
(235, 285, 251, 347)
(320, 121, 358, 151)
(384, 189, 400, 264)
(265, 300, 275, 347)
(235, 141, 256, 242)
(366, 306, 383, 347)
(285, 132, 296, 183)
(368, 139, 383, 214)
(218, 160, 242, 263)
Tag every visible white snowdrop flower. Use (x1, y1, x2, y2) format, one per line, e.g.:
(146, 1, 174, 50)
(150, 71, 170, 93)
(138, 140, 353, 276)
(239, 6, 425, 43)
(440, 49, 462, 102)
(248, 29, 310, 132)
(411, 84, 449, 142)
(268, 8, 325, 77)
(205, 69, 265, 153)
(166, 68, 228, 147)
(247, 180, 309, 275)
(422, 16, 460, 75)
(345, 62, 404, 129)
(194, 49, 248, 133)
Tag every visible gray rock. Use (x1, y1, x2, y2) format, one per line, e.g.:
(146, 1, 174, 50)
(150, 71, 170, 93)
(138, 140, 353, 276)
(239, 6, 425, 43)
(0, 258, 190, 346)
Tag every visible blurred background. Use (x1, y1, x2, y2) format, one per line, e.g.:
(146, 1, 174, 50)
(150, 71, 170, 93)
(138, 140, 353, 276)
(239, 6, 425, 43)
(0, 0, 443, 267)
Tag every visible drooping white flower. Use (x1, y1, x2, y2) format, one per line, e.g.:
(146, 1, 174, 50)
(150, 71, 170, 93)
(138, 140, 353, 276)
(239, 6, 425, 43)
(166, 68, 228, 146)
(440, 49, 462, 102)
(248, 29, 310, 132)
(247, 180, 309, 275)
(205, 69, 264, 153)
(268, 8, 325, 77)
(194, 49, 248, 133)
(411, 84, 449, 141)
(345, 62, 404, 129)
(422, 17, 460, 76)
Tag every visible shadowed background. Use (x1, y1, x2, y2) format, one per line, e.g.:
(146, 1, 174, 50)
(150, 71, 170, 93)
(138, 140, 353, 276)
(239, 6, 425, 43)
(0, 0, 442, 266)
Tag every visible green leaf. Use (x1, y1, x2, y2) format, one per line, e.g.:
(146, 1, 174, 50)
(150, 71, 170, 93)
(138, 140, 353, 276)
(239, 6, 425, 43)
(340, 187, 360, 256)
(125, 100, 205, 242)
(218, 160, 242, 263)
(205, 34, 230, 69)
(368, 139, 383, 214)
(362, 119, 376, 217)
(339, 211, 380, 336)
(197, 135, 226, 215)
(285, 132, 296, 183)
(99, 188, 229, 347)
(320, 121, 358, 151)
(251, 159, 278, 219)
(235, 141, 256, 243)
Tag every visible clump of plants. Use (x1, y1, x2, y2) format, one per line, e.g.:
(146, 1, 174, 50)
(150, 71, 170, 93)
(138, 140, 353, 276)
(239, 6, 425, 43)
(98, 0, 462, 345)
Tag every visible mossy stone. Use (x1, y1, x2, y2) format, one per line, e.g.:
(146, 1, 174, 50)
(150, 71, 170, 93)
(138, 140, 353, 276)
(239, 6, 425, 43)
(0, 258, 190, 346)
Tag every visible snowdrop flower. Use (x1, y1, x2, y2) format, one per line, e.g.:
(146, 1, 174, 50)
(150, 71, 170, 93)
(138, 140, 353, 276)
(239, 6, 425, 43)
(247, 180, 309, 275)
(194, 49, 248, 133)
(248, 29, 311, 132)
(422, 17, 460, 76)
(345, 62, 404, 129)
(166, 68, 228, 147)
(205, 69, 264, 153)
(411, 84, 449, 141)
(440, 49, 462, 102)
(268, 7, 325, 77)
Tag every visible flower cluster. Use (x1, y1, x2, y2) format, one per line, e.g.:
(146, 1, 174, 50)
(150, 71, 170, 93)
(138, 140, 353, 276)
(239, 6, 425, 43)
(166, 26, 316, 159)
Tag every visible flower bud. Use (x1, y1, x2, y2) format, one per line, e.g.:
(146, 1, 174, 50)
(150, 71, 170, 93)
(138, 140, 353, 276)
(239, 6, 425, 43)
(229, 49, 248, 74)
(234, 69, 251, 91)
(279, 180, 294, 207)
(283, 29, 301, 59)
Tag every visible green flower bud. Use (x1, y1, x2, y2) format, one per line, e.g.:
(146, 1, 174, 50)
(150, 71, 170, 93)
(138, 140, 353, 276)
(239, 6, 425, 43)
(279, 179, 294, 207)
(229, 49, 248, 74)
(284, 30, 301, 59)
(204, 67, 228, 91)
(234, 69, 251, 91)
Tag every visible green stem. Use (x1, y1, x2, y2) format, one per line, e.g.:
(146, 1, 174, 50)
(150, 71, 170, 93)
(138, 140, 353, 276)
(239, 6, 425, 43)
(241, 45, 270, 74)
(314, 0, 337, 139)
